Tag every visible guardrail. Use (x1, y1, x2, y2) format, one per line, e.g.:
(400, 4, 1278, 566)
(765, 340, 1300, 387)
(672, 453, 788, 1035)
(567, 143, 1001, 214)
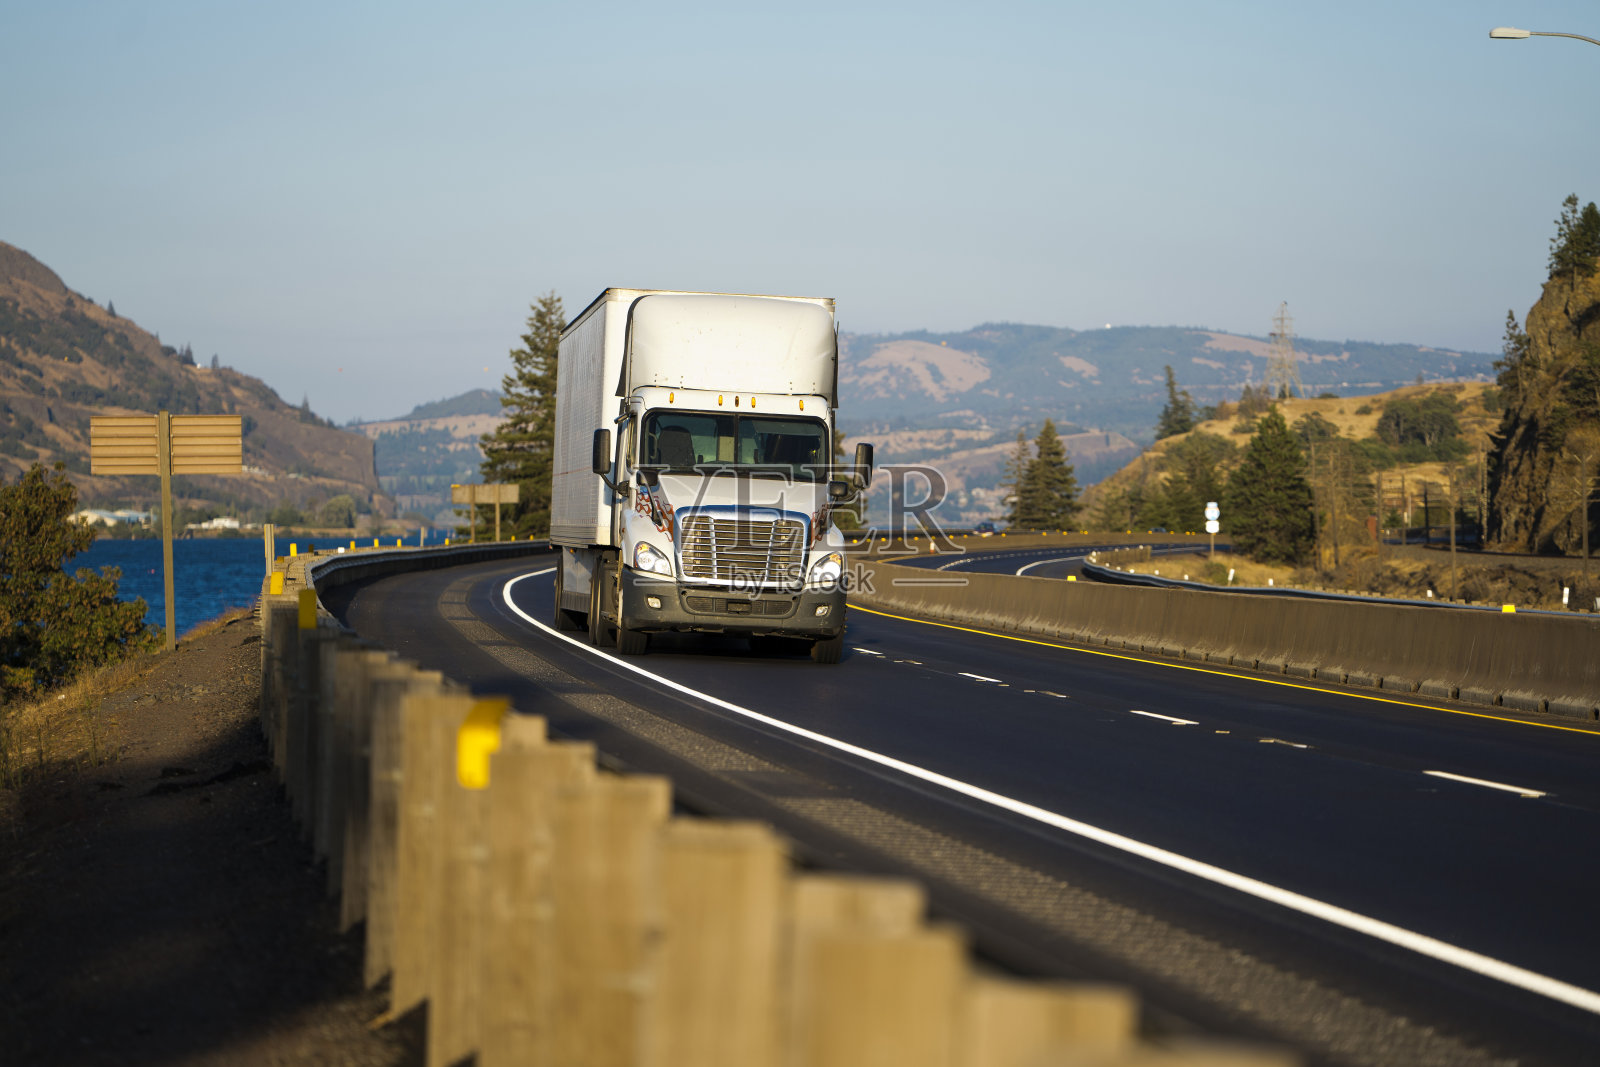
(257, 543, 1293, 1067)
(854, 556, 1600, 721)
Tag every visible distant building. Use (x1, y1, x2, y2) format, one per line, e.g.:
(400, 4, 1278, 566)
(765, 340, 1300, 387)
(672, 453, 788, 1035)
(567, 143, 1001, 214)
(185, 516, 242, 532)
(70, 508, 152, 527)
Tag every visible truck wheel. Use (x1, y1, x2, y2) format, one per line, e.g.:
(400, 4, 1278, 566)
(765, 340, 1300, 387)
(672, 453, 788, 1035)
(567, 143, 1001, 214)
(810, 632, 844, 664)
(553, 557, 581, 631)
(588, 563, 614, 648)
(616, 626, 648, 656)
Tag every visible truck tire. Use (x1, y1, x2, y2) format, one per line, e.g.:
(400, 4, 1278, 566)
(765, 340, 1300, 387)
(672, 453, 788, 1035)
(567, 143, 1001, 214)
(553, 557, 582, 632)
(810, 632, 844, 664)
(588, 561, 615, 648)
(616, 625, 648, 656)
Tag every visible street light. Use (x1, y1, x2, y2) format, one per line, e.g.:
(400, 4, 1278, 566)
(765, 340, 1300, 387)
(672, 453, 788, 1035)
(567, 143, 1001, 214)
(1489, 26, 1600, 47)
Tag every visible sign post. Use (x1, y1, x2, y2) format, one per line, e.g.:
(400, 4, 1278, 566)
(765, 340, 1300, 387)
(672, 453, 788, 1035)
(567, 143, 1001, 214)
(1204, 501, 1221, 562)
(451, 483, 520, 543)
(91, 412, 243, 652)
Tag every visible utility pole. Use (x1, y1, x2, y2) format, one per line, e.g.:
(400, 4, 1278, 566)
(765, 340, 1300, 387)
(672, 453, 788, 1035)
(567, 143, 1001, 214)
(1265, 302, 1305, 400)
(1448, 469, 1458, 601)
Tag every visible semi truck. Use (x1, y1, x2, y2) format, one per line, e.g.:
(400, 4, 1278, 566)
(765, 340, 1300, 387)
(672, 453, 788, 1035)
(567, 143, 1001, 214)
(549, 288, 872, 663)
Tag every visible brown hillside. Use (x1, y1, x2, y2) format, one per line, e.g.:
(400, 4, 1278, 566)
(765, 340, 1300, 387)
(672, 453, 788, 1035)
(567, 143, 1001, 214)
(0, 240, 389, 519)
(1083, 381, 1499, 523)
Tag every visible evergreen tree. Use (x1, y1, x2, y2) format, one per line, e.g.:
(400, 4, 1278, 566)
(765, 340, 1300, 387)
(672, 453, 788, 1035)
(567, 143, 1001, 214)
(1002, 429, 1031, 526)
(1155, 365, 1196, 439)
(107, 300, 116, 316)
(480, 291, 565, 538)
(1549, 194, 1600, 283)
(1013, 419, 1080, 530)
(1221, 409, 1314, 564)
(1, 465, 154, 701)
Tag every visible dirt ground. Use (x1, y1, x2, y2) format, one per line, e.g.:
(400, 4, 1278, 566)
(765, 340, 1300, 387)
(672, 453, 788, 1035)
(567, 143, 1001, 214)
(1123, 547, 1600, 612)
(0, 612, 415, 1066)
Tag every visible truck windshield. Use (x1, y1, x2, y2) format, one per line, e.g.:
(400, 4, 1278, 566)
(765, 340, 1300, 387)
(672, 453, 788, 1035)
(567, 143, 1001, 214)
(641, 412, 829, 482)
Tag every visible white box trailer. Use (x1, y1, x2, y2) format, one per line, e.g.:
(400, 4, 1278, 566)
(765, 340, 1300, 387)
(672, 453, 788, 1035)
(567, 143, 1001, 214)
(550, 288, 871, 662)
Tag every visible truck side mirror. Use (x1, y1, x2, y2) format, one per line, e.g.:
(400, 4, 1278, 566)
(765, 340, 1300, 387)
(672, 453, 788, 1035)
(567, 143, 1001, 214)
(828, 479, 851, 501)
(853, 442, 874, 488)
(592, 428, 612, 476)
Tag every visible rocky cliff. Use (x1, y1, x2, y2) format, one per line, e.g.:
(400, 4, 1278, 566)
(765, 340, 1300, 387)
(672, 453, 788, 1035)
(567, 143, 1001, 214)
(1487, 269, 1600, 554)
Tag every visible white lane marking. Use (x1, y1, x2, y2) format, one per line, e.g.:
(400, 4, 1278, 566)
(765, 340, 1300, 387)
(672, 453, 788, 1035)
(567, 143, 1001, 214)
(500, 570, 1600, 1018)
(1040, 691, 1069, 699)
(1016, 555, 1085, 576)
(895, 659, 923, 665)
(1260, 738, 1310, 749)
(959, 672, 1004, 683)
(1424, 770, 1547, 799)
(853, 647, 885, 656)
(1128, 710, 1198, 726)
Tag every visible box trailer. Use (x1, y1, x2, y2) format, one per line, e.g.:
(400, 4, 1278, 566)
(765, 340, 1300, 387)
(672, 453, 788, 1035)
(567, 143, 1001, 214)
(549, 288, 871, 662)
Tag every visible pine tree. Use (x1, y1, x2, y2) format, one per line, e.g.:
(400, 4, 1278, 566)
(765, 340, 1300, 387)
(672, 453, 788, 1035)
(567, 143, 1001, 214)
(1002, 429, 1031, 526)
(480, 292, 565, 538)
(1549, 194, 1600, 283)
(1155, 365, 1196, 439)
(1221, 409, 1314, 564)
(1013, 419, 1080, 530)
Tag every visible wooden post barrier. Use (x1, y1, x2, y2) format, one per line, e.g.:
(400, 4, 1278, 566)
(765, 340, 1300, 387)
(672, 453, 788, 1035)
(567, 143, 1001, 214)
(785, 874, 963, 1067)
(426, 696, 512, 1067)
(331, 649, 397, 920)
(960, 976, 1136, 1067)
(343, 658, 421, 934)
(260, 596, 296, 781)
(478, 724, 597, 1066)
(550, 774, 672, 1067)
(364, 669, 446, 988)
(650, 819, 786, 1067)
(392, 689, 457, 1016)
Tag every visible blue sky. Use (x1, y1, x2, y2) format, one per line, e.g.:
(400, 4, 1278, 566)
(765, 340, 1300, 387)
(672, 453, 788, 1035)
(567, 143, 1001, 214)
(3, 1, 1596, 423)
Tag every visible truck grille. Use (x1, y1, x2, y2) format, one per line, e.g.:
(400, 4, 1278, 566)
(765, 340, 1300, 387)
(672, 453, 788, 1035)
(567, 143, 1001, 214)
(679, 513, 806, 586)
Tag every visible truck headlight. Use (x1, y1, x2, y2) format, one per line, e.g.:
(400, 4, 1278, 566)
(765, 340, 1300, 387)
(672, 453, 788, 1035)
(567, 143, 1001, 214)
(808, 551, 844, 586)
(633, 542, 674, 577)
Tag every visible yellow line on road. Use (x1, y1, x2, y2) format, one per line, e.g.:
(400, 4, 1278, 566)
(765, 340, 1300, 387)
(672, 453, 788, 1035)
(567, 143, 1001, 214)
(850, 604, 1600, 737)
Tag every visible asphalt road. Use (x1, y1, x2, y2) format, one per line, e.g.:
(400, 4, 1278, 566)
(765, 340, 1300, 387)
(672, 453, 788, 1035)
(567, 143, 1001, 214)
(324, 552, 1600, 1067)
(889, 540, 1212, 580)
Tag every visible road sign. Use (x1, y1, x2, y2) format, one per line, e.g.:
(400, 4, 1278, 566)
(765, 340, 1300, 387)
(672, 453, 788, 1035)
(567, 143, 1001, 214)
(89, 412, 245, 651)
(1205, 519, 1221, 534)
(1204, 501, 1220, 521)
(451, 483, 519, 505)
(452, 482, 520, 543)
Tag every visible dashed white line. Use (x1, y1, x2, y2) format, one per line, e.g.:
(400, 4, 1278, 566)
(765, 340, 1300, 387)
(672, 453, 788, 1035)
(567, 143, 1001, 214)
(959, 672, 1004, 683)
(1128, 709, 1198, 725)
(1259, 738, 1310, 749)
(1015, 555, 1086, 576)
(852, 647, 884, 656)
(500, 569, 1600, 1018)
(1424, 770, 1546, 799)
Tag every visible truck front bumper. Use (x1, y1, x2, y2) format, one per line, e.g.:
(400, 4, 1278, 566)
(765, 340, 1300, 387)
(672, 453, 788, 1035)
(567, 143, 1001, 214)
(619, 570, 845, 639)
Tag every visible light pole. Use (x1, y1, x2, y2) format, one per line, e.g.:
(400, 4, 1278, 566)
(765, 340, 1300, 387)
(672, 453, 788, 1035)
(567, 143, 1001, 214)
(1489, 26, 1600, 48)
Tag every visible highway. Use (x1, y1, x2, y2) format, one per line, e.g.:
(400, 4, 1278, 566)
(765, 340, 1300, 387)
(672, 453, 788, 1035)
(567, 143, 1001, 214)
(890, 540, 1208, 580)
(324, 550, 1600, 1067)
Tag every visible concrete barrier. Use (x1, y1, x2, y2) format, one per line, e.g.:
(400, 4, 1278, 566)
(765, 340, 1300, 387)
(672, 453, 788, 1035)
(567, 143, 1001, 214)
(853, 556, 1600, 720)
(255, 543, 1296, 1067)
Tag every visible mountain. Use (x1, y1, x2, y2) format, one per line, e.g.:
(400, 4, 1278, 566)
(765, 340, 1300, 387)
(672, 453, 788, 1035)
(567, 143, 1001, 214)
(837, 323, 1495, 443)
(351, 392, 504, 524)
(0, 241, 389, 521)
(835, 322, 1493, 526)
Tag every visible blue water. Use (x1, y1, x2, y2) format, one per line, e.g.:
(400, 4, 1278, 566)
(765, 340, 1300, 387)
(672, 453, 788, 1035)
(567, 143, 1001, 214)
(73, 537, 325, 637)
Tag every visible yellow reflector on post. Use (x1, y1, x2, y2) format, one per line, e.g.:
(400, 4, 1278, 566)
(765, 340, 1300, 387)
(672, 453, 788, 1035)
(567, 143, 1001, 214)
(290, 543, 297, 556)
(297, 588, 317, 629)
(457, 698, 510, 789)
(1502, 604, 1516, 613)
(269, 571, 284, 595)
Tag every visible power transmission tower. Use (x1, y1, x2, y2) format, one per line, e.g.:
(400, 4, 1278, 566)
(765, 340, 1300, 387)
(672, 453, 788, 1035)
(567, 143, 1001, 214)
(1265, 301, 1304, 399)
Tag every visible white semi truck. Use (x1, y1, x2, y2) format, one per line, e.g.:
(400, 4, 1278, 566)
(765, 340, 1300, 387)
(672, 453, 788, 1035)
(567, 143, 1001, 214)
(549, 288, 872, 663)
